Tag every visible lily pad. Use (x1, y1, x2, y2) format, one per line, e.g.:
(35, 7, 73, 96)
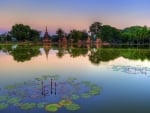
(59, 100, 72, 106)
(0, 103, 8, 110)
(81, 93, 91, 98)
(71, 94, 80, 100)
(89, 90, 100, 95)
(37, 102, 47, 109)
(0, 96, 9, 102)
(7, 98, 21, 104)
(45, 104, 60, 112)
(65, 103, 80, 111)
(20, 103, 36, 110)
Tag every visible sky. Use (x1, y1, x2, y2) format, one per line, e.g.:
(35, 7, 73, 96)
(0, 0, 150, 34)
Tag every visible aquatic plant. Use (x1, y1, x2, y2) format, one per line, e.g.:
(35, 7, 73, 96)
(7, 98, 21, 104)
(20, 103, 36, 110)
(0, 75, 102, 112)
(65, 103, 80, 111)
(0, 103, 8, 110)
(0, 96, 9, 102)
(89, 90, 100, 95)
(59, 99, 72, 106)
(37, 102, 47, 109)
(45, 104, 60, 112)
(81, 93, 91, 98)
(71, 94, 80, 100)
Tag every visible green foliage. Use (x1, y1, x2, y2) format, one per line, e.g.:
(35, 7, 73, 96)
(10, 24, 41, 41)
(101, 25, 121, 43)
(69, 30, 88, 43)
(69, 48, 88, 57)
(89, 22, 102, 39)
(121, 26, 150, 44)
(10, 45, 41, 62)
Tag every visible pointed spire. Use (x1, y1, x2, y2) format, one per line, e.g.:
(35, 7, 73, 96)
(46, 26, 48, 33)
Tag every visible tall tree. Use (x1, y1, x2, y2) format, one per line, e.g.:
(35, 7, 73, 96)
(89, 22, 102, 40)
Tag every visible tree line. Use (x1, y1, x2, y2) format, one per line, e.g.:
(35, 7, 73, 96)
(0, 22, 150, 44)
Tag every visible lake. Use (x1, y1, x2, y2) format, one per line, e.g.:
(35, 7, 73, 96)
(0, 44, 150, 113)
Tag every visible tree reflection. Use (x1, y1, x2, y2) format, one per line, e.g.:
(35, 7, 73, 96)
(10, 45, 41, 62)
(68, 48, 88, 58)
(1, 44, 150, 63)
(89, 48, 120, 64)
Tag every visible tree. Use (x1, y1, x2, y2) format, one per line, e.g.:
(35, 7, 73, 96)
(10, 24, 41, 42)
(100, 25, 121, 43)
(68, 30, 88, 43)
(30, 29, 41, 42)
(89, 22, 102, 40)
(56, 28, 65, 40)
(121, 26, 150, 44)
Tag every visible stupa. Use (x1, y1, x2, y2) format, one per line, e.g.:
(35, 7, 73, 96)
(43, 27, 51, 45)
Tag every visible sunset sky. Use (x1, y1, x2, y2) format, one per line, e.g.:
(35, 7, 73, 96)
(0, 0, 150, 34)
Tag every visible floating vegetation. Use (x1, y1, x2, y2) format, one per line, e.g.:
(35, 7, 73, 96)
(20, 103, 36, 110)
(65, 103, 80, 111)
(81, 93, 91, 98)
(0, 74, 102, 112)
(0, 103, 8, 110)
(59, 100, 72, 106)
(7, 98, 21, 104)
(0, 96, 9, 102)
(37, 102, 47, 109)
(45, 104, 60, 112)
(71, 94, 80, 100)
(112, 65, 150, 76)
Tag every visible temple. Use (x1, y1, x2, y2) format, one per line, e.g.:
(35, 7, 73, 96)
(43, 27, 51, 60)
(43, 27, 51, 45)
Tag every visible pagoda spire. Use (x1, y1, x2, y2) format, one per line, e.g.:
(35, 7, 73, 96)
(46, 26, 48, 33)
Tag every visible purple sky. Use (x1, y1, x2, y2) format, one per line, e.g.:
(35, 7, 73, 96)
(0, 0, 150, 34)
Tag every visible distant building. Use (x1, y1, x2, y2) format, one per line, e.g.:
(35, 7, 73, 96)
(43, 27, 51, 45)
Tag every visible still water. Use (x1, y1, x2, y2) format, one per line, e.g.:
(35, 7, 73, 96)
(0, 45, 150, 113)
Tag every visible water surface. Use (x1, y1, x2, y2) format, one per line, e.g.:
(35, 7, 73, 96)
(0, 45, 150, 113)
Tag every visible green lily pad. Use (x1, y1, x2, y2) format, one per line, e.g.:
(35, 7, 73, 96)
(45, 104, 60, 112)
(20, 103, 36, 110)
(71, 94, 80, 100)
(65, 103, 80, 111)
(0, 103, 8, 110)
(89, 90, 100, 95)
(37, 102, 47, 109)
(7, 98, 21, 104)
(59, 100, 72, 106)
(81, 93, 91, 98)
(0, 96, 9, 102)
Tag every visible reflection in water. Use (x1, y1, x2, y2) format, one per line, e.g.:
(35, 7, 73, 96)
(0, 45, 150, 63)
(0, 45, 41, 62)
(112, 65, 150, 76)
